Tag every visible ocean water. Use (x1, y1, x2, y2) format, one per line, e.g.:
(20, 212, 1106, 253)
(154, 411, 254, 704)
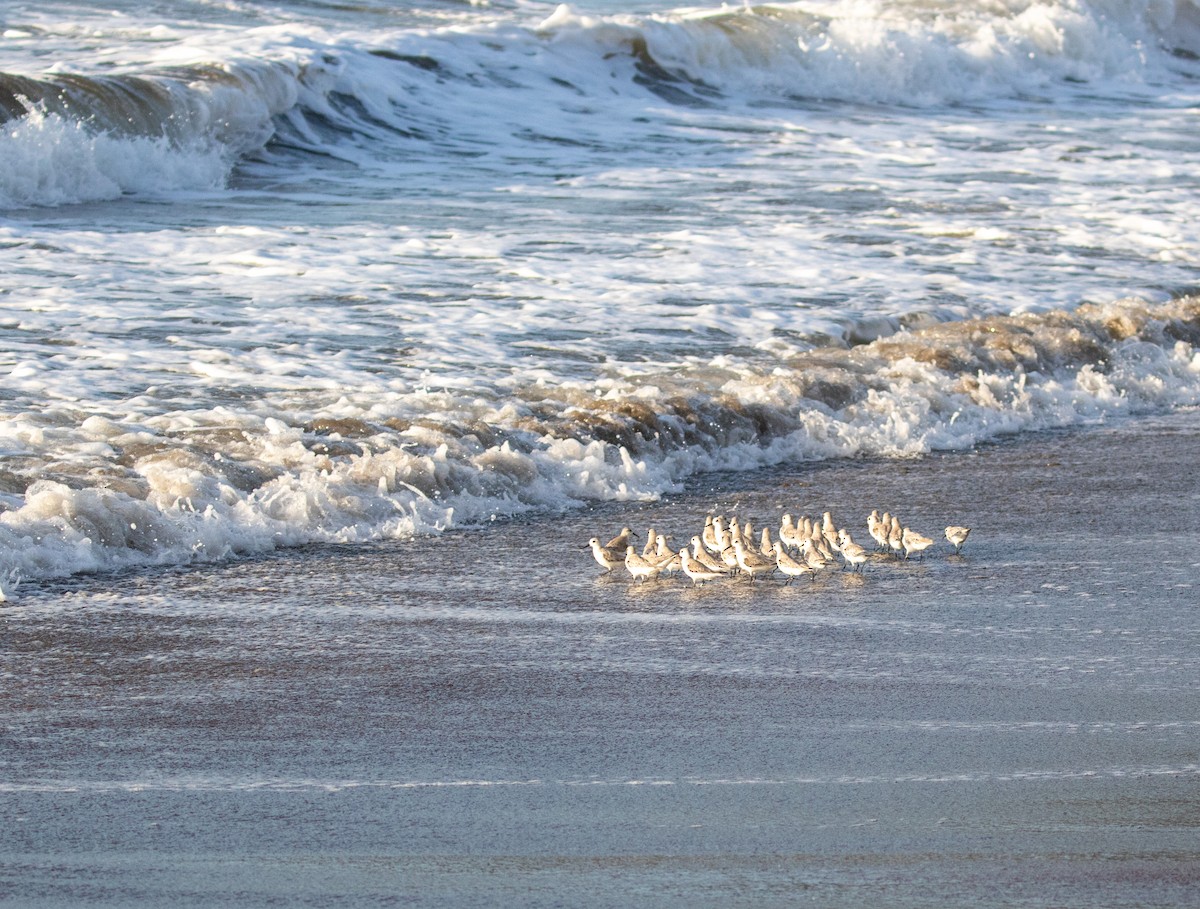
(3, 6, 1200, 901)
(3, 0, 1200, 592)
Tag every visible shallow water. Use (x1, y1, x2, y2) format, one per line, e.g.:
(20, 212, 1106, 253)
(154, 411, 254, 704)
(3, 412, 1199, 906)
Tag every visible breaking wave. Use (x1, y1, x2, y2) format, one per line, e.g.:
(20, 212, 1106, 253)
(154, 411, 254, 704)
(3, 0, 1200, 207)
(1, 295, 1199, 596)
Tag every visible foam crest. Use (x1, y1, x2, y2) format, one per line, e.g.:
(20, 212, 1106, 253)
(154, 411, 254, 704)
(0, 108, 231, 207)
(538, 0, 1200, 106)
(0, 60, 305, 207)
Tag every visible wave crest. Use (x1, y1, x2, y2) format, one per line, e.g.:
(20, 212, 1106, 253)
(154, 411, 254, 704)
(0, 61, 306, 207)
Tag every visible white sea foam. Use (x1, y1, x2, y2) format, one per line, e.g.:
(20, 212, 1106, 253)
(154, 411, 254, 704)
(0, 109, 232, 207)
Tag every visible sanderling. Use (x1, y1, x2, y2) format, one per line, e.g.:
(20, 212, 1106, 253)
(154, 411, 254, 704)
(945, 525, 971, 554)
(812, 532, 836, 563)
(779, 514, 802, 549)
(773, 541, 815, 584)
(654, 536, 679, 571)
(690, 536, 728, 573)
(703, 515, 721, 555)
(759, 526, 775, 557)
(606, 527, 637, 551)
(642, 528, 660, 558)
(837, 530, 869, 572)
(624, 545, 663, 583)
(680, 548, 726, 586)
(901, 527, 934, 560)
(868, 510, 890, 550)
(799, 538, 828, 573)
(586, 537, 624, 573)
(732, 538, 775, 582)
(654, 533, 673, 559)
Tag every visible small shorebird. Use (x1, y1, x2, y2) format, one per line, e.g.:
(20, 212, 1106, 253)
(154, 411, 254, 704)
(759, 526, 774, 558)
(653, 544, 680, 575)
(586, 537, 623, 573)
(702, 515, 721, 555)
(728, 517, 745, 550)
(624, 545, 662, 583)
(731, 539, 775, 583)
(642, 528, 659, 558)
(779, 514, 802, 549)
(945, 525, 971, 554)
(606, 527, 637, 551)
(868, 510, 889, 551)
(680, 548, 725, 586)
(654, 533, 672, 559)
(837, 529, 868, 572)
(773, 541, 814, 584)
(799, 538, 828, 574)
(901, 527, 934, 560)
(718, 534, 741, 572)
(812, 532, 836, 562)
(690, 536, 728, 573)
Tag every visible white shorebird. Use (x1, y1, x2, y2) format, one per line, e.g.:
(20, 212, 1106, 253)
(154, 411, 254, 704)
(868, 510, 889, 551)
(718, 533, 741, 572)
(773, 541, 815, 584)
(624, 545, 663, 583)
(642, 528, 659, 558)
(653, 539, 679, 574)
(654, 533, 673, 559)
(707, 516, 730, 557)
(945, 525, 971, 554)
(837, 529, 868, 573)
(680, 548, 725, 586)
(901, 527, 934, 560)
(759, 526, 774, 558)
(822, 526, 841, 553)
(812, 532, 836, 563)
(702, 515, 721, 555)
(779, 514, 802, 549)
(728, 517, 745, 550)
(587, 537, 623, 573)
(799, 538, 828, 574)
(887, 518, 904, 558)
(731, 538, 775, 583)
(690, 536, 728, 573)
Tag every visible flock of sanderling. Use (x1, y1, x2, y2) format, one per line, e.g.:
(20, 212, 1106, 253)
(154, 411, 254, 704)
(587, 511, 971, 585)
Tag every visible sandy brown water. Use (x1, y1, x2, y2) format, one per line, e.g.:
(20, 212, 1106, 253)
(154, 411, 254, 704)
(2, 411, 1200, 907)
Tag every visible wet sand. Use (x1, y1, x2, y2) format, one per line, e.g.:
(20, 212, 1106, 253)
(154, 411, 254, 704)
(3, 411, 1200, 907)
